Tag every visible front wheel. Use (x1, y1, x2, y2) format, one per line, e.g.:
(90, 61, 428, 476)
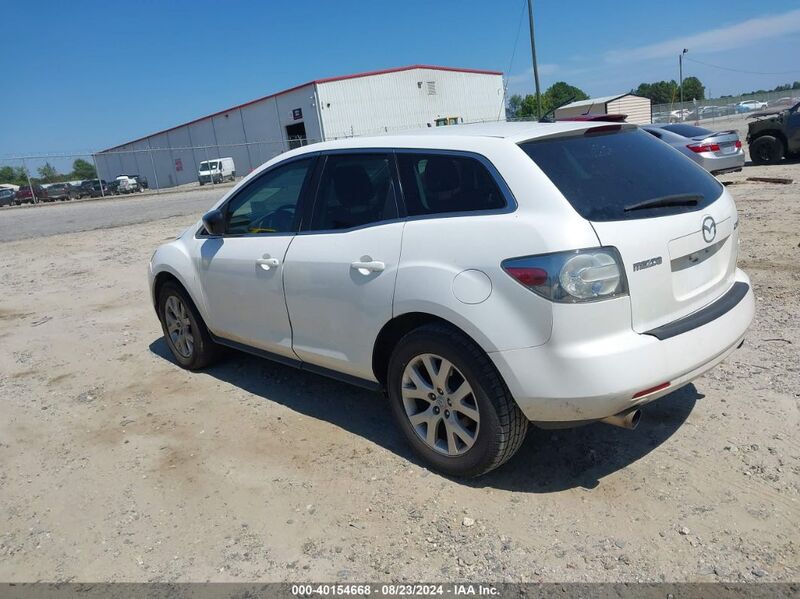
(387, 324, 528, 477)
(158, 282, 221, 370)
(749, 135, 783, 165)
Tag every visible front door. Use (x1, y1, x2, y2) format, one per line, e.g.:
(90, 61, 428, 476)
(196, 156, 316, 357)
(283, 152, 403, 381)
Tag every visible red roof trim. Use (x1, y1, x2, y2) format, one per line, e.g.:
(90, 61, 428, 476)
(98, 65, 503, 152)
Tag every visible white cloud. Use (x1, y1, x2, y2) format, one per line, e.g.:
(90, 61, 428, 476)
(605, 8, 800, 63)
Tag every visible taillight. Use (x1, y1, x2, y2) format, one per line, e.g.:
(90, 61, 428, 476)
(504, 266, 548, 287)
(735, 140, 742, 149)
(502, 247, 628, 303)
(687, 142, 721, 153)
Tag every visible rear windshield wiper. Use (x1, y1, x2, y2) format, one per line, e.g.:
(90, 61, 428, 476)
(623, 193, 703, 212)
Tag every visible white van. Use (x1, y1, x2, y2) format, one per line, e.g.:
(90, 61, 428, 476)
(198, 157, 236, 185)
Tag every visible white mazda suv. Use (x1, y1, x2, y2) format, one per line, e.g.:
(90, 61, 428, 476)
(148, 121, 754, 477)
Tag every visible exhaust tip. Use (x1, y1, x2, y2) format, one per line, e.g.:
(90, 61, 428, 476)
(600, 409, 641, 430)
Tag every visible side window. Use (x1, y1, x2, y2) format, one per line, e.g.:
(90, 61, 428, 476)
(308, 154, 398, 231)
(397, 153, 506, 217)
(224, 158, 313, 235)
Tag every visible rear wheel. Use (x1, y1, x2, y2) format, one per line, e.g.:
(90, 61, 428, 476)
(158, 281, 220, 370)
(387, 324, 528, 477)
(749, 135, 783, 165)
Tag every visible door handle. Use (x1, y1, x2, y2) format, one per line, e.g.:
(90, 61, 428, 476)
(351, 260, 385, 273)
(256, 257, 281, 270)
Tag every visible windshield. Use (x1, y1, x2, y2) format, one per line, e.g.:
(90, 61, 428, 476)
(199, 161, 219, 171)
(520, 127, 723, 221)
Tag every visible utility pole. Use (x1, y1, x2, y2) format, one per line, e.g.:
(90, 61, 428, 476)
(679, 48, 688, 118)
(527, 0, 542, 118)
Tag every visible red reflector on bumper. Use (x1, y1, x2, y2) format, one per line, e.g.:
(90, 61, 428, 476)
(632, 382, 670, 399)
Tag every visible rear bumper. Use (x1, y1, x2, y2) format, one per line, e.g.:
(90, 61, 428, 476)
(697, 150, 745, 174)
(490, 268, 754, 422)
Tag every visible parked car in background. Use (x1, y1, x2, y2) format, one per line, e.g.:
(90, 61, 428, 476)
(133, 175, 148, 189)
(198, 157, 235, 185)
(46, 183, 79, 201)
(736, 100, 768, 113)
(15, 184, 48, 205)
(670, 109, 690, 121)
(68, 180, 88, 198)
(80, 179, 110, 197)
(149, 121, 753, 476)
(0, 187, 16, 207)
(688, 105, 735, 120)
(116, 175, 141, 194)
(642, 123, 745, 175)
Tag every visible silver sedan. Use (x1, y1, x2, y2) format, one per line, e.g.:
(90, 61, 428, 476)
(642, 123, 745, 175)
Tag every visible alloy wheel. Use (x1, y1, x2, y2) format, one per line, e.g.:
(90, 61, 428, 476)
(401, 353, 480, 456)
(164, 295, 194, 359)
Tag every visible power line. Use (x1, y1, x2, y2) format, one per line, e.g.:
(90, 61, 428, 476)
(684, 56, 800, 76)
(498, 0, 528, 120)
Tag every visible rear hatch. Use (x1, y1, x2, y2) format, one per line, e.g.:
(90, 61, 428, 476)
(520, 125, 738, 332)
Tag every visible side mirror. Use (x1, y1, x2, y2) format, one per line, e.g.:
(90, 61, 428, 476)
(202, 209, 226, 236)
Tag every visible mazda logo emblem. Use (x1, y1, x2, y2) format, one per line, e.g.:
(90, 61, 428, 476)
(702, 216, 717, 243)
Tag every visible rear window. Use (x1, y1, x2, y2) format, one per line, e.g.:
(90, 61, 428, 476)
(660, 124, 713, 138)
(520, 127, 723, 221)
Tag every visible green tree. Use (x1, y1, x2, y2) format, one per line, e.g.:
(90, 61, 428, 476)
(681, 76, 705, 101)
(544, 81, 589, 111)
(38, 162, 59, 183)
(0, 165, 31, 186)
(633, 80, 679, 104)
(506, 94, 524, 119)
(71, 158, 96, 180)
(507, 81, 590, 120)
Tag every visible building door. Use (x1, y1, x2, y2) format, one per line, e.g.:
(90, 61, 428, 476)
(286, 122, 307, 150)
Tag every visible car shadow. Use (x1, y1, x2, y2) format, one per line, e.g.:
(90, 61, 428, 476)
(149, 338, 700, 493)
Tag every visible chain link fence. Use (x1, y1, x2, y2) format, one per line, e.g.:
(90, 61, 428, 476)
(0, 138, 322, 201)
(651, 88, 799, 125)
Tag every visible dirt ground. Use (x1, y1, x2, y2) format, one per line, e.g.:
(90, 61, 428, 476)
(0, 158, 798, 583)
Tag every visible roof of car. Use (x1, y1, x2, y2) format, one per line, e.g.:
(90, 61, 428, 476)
(290, 121, 625, 155)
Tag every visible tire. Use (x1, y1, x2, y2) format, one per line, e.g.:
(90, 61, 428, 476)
(157, 281, 221, 370)
(749, 135, 784, 165)
(386, 324, 528, 477)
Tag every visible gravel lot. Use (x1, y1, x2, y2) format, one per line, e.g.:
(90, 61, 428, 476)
(0, 147, 798, 583)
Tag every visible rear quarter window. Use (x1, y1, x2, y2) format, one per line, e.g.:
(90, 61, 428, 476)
(520, 127, 723, 221)
(397, 153, 506, 216)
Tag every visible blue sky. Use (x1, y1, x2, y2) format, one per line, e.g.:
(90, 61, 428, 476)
(2, 0, 800, 164)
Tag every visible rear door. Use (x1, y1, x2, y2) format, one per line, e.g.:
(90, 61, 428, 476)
(521, 126, 739, 333)
(283, 152, 403, 381)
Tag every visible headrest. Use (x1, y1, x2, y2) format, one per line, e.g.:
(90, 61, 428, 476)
(423, 157, 460, 193)
(333, 165, 373, 207)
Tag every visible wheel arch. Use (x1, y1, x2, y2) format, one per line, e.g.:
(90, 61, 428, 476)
(372, 311, 493, 387)
(151, 267, 206, 323)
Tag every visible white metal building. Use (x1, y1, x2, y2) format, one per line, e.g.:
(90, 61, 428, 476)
(95, 65, 505, 188)
(554, 93, 652, 125)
